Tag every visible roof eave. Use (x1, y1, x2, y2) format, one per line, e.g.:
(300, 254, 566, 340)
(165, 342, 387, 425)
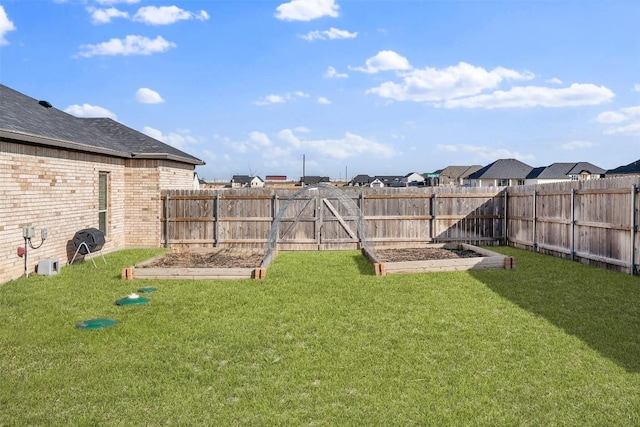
(131, 152, 205, 166)
(0, 129, 133, 159)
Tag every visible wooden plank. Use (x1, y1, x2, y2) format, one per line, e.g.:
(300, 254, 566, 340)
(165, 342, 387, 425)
(364, 194, 433, 199)
(365, 215, 434, 220)
(218, 217, 273, 222)
(323, 198, 357, 239)
(433, 193, 499, 199)
(575, 220, 630, 231)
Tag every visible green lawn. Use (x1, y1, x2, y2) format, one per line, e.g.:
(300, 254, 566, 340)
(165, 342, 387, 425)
(1, 247, 639, 426)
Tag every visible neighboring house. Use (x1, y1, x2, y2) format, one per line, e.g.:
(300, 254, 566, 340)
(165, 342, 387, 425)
(466, 159, 534, 187)
(349, 174, 374, 187)
(0, 84, 204, 284)
(606, 159, 640, 177)
(369, 178, 385, 188)
(530, 162, 606, 184)
(231, 175, 264, 188)
(265, 175, 287, 182)
(193, 172, 202, 190)
(301, 176, 330, 185)
(438, 165, 483, 187)
(424, 170, 441, 186)
(402, 172, 425, 186)
(375, 176, 405, 187)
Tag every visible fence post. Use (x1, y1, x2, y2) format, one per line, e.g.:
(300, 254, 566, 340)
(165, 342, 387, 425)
(273, 193, 279, 248)
(532, 190, 538, 252)
(215, 193, 220, 247)
(432, 193, 438, 243)
(570, 188, 576, 261)
(631, 185, 637, 275)
(164, 193, 170, 248)
(503, 190, 508, 246)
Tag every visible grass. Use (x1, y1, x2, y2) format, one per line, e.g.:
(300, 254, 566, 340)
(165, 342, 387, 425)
(1, 247, 639, 426)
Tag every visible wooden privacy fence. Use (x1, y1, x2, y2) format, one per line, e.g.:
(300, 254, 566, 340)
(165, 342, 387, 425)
(506, 176, 640, 275)
(161, 187, 504, 252)
(161, 176, 640, 274)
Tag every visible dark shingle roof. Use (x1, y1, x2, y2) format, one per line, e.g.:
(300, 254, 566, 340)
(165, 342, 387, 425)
(350, 174, 373, 185)
(301, 176, 330, 184)
(467, 159, 533, 180)
(534, 162, 606, 179)
(0, 84, 204, 165)
(440, 165, 483, 179)
(606, 159, 640, 175)
(232, 175, 252, 183)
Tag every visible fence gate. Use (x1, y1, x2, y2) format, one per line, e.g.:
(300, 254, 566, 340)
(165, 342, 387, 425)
(271, 186, 365, 252)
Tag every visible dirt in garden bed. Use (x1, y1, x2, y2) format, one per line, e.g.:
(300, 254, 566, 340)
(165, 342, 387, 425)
(141, 249, 264, 268)
(375, 247, 484, 262)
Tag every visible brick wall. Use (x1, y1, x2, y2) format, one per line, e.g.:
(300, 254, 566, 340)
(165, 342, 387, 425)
(0, 141, 195, 284)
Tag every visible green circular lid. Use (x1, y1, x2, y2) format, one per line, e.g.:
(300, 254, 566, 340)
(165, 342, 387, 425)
(77, 318, 118, 330)
(137, 287, 157, 293)
(115, 294, 150, 306)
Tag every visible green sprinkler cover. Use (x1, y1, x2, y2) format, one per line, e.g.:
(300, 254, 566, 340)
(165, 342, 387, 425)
(115, 294, 150, 306)
(137, 287, 157, 293)
(77, 318, 118, 330)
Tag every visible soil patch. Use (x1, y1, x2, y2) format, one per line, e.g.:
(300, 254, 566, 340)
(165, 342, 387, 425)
(375, 247, 483, 263)
(142, 249, 264, 269)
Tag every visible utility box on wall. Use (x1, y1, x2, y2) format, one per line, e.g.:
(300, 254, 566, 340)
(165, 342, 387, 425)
(37, 259, 60, 276)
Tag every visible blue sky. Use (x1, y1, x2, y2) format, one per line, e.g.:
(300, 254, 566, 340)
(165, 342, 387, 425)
(1, 0, 638, 181)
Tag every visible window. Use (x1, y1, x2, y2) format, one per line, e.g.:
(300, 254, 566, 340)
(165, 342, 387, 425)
(516, 179, 525, 186)
(98, 172, 109, 236)
(497, 179, 510, 186)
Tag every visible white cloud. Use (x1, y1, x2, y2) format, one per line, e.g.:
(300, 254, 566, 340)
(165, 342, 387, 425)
(300, 27, 357, 41)
(436, 144, 535, 162)
(143, 126, 198, 150)
(443, 83, 614, 109)
(635, 84, 640, 92)
(317, 97, 331, 104)
(87, 7, 129, 24)
(560, 141, 597, 150)
(96, 0, 139, 4)
(65, 104, 117, 120)
(599, 105, 640, 136)
(78, 35, 176, 57)
(0, 5, 17, 46)
(596, 111, 628, 124)
(254, 92, 309, 105)
(368, 61, 533, 102)
(275, 0, 339, 21)
(255, 94, 286, 105)
(547, 77, 563, 85)
(228, 132, 292, 159)
(604, 122, 640, 136)
(351, 50, 411, 74)
(133, 6, 209, 25)
(324, 66, 348, 79)
(277, 129, 396, 159)
(135, 88, 164, 104)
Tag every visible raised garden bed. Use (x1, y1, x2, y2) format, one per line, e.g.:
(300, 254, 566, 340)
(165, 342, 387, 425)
(121, 248, 271, 280)
(362, 243, 515, 276)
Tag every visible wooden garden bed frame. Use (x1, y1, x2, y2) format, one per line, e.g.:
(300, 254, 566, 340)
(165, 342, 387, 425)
(362, 243, 515, 276)
(121, 248, 272, 280)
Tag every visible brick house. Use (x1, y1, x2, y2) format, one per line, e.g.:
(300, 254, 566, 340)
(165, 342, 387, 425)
(0, 84, 204, 283)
